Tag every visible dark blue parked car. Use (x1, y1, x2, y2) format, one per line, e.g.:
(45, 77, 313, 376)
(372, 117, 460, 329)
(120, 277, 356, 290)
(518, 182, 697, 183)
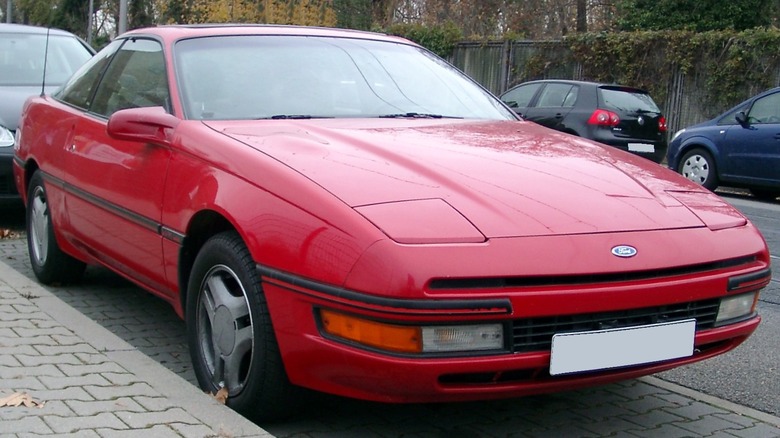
(667, 87, 780, 200)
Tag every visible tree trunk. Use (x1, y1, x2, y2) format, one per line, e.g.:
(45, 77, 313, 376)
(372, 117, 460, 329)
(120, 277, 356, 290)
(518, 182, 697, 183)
(576, 0, 587, 32)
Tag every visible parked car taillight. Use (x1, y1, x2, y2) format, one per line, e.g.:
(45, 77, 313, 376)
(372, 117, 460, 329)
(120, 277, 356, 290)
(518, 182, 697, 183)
(658, 116, 667, 133)
(587, 109, 620, 127)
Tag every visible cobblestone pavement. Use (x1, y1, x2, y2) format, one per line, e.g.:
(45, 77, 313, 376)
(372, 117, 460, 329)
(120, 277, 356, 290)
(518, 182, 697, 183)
(2, 236, 780, 438)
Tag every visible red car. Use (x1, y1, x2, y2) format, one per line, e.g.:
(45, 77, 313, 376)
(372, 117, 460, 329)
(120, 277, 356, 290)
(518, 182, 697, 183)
(13, 25, 770, 422)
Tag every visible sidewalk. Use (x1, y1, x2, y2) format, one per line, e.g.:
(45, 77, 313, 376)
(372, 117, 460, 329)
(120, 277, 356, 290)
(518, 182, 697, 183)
(2, 238, 780, 437)
(0, 258, 272, 437)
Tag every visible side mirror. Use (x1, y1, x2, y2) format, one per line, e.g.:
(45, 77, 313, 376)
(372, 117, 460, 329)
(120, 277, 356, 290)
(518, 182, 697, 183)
(107, 106, 180, 146)
(735, 111, 749, 127)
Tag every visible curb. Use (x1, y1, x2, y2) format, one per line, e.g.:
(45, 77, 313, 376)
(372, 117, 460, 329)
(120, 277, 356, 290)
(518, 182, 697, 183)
(0, 258, 273, 437)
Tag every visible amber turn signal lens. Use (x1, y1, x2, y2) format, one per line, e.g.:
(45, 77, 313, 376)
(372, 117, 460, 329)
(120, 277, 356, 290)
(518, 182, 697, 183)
(319, 309, 422, 353)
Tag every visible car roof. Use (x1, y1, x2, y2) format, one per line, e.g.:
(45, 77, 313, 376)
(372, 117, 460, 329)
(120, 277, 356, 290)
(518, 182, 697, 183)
(0, 23, 80, 37)
(120, 24, 416, 46)
(505, 79, 648, 94)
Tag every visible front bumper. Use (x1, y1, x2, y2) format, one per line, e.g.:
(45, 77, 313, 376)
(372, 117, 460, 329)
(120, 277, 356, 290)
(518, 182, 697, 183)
(259, 252, 767, 403)
(0, 150, 20, 200)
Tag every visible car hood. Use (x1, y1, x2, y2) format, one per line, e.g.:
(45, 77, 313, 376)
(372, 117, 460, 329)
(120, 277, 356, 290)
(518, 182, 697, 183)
(0, 86, 60, 130)
(206, 119, 742, 240)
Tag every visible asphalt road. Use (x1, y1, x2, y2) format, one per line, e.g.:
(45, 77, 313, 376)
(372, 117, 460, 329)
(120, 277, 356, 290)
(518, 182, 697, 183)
(0, 190, 778, 427)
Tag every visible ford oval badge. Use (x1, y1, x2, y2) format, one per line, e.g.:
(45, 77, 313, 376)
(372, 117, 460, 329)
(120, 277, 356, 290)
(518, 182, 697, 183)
(611, 245, 637, 258)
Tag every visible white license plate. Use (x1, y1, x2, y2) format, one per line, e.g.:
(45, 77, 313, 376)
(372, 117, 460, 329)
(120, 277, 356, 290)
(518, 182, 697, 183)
(549, 319, 695, 376)
(628, 143, 655, 153)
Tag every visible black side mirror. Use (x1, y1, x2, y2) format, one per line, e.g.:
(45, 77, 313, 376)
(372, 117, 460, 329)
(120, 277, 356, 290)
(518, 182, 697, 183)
(735, 111, 749, 127)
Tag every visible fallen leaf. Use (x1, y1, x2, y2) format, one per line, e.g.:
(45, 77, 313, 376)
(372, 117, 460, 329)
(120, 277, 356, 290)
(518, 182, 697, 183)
(0, 392, 45, 408)
(210, 387, 229, 405)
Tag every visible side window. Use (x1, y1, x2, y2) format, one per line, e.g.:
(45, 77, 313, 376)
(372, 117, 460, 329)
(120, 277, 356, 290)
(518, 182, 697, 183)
(90, 39, 169, 117)
(57, 39, 123, 109)
(501, 83, 541, 108)
(747, 92, 780, 124)
(537, 83, 574, 107)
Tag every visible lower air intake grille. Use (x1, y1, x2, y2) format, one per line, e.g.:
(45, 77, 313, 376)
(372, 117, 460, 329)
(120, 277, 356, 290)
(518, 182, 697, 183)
(512, 298, 720, 353)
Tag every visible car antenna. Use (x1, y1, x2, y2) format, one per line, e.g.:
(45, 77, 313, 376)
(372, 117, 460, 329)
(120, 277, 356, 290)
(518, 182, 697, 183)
(40, 28, 50, 97)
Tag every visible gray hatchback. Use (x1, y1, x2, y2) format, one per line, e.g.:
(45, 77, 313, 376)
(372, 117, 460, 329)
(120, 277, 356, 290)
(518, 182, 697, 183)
(0, 24, 94, 200)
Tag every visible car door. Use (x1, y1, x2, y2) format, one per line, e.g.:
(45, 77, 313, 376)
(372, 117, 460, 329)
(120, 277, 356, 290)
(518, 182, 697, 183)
(62, 37, 174, 295)
(523, 83, 576, 131)
(720, 91, 780, 185)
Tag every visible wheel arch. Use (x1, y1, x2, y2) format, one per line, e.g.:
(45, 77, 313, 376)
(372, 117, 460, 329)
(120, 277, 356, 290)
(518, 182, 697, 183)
(675, 137, 720, 172)
(21, 159, 41, 201)
(178, 210, 237, 315)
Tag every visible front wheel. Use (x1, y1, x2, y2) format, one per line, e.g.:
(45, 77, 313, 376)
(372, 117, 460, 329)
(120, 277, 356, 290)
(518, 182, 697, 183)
(678, 148, 718, 190)
(186, 231, 300, 422)
(26, 170, 86, 285)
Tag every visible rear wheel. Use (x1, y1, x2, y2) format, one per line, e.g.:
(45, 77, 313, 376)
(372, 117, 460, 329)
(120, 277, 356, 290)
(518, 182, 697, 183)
(186, 231, 300, 422)
(26, 171, 86, 285)
(678, 148, 718, 190)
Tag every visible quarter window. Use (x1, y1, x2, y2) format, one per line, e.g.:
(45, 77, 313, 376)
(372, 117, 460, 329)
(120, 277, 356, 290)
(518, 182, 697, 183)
(57, 39, 123, 109)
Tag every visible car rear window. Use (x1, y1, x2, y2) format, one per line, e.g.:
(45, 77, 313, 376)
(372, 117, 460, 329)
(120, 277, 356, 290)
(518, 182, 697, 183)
(598, 87, 660, 114)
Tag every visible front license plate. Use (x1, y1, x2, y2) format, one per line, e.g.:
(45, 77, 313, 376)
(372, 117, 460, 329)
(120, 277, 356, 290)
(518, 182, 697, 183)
(628, 143, 655, 153)
(549, 319, 695, 376)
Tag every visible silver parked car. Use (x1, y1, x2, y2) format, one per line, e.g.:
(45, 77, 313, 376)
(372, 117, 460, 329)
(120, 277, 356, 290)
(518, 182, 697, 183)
(0, 23, 94, 201)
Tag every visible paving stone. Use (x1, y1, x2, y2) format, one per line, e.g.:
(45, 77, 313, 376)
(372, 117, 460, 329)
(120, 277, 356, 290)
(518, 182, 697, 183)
(630, 423, 704, 438)
(45, 412, 128, 434)
(95, 425, 183, 438)
(727, 423, 780, 437)
(623, 409, 685, 429)
(621, 394, 678, 414)
(84, 382, 158, 400)
(18, 431, 101, 438)
(0, 364, 65, 379)
(115, 408, 200, 428)
(0, 375, 46, 391)
(0, 416, 54, 434)
(15, 353, 82, 367)
(66, 398, 146, 416)
(713, 413, 760, 428)
(664, 401, 730, 421)
(35, 344, 100, 356)
(58, 363, 128, 377)
(38, 374, 112, 390)
(676, 415, 747, 436)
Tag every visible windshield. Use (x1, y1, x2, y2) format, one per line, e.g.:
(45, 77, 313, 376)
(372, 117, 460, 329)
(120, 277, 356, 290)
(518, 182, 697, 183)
(174, 35, 514, 121)
(0, 33, 93, 86)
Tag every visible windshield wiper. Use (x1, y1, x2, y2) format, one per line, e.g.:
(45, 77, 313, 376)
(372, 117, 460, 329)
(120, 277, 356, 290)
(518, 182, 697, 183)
(255, 114, 333, 120)
(378, 112, 447, 119)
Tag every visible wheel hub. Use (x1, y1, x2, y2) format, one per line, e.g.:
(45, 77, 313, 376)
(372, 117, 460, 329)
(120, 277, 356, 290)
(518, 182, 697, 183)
(214, 305, 237, 355)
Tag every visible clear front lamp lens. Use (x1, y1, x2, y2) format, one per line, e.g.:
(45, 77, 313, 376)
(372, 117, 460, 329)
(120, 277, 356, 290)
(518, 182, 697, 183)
(422, 324, 503, 352)
(716, 292, 758, 324)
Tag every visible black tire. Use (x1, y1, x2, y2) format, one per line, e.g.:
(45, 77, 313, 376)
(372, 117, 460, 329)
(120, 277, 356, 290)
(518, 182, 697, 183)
(186, 231, 301, 422)
(678, 148, 718, 190)
(750, 189, 780, 201)
(26, 171, 86, 285)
